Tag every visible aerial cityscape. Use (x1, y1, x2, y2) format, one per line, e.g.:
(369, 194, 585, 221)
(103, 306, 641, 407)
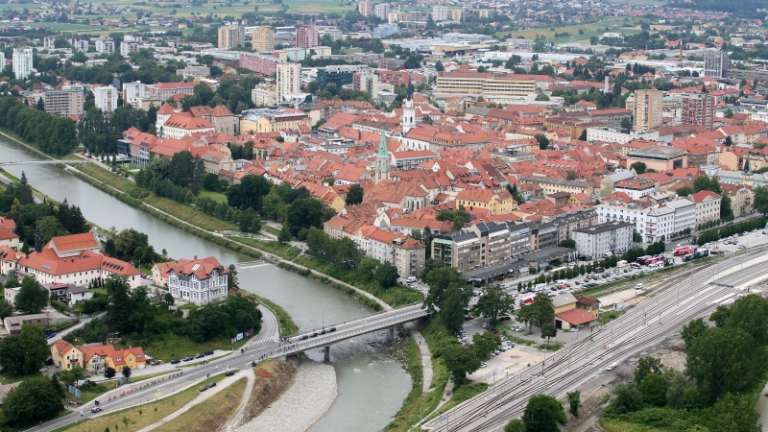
(0, 0, 766, 431)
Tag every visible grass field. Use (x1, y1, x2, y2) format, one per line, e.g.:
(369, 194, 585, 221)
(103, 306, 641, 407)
(504, 17, 641, 43)
(139, 333, 244, 362)
(154, 378, 246, 432)
(59, 376, 225, 432)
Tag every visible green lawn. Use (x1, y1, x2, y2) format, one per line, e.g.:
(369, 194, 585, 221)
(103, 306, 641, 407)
(139, 333, 243, 362)
(386, 328, 449, 431)
(154, 378, 246, 432)
(59, 375, 226, 432)
(504, 17, 641, 43)
(600, 419, 666, 432)
(199, 190, 228, 204)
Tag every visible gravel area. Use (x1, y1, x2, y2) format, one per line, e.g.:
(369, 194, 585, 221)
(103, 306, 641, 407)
(236, 361, 337, 432)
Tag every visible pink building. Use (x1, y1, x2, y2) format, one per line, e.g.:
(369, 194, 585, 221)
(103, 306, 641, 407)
(295, 25, 319, 48)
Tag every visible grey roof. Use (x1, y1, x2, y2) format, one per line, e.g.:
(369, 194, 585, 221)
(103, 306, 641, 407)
(573, 221, 633, 235)
(627, 147, 686, 160)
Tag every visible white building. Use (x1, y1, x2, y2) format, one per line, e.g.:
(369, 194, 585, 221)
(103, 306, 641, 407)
(163, 257, 229, 306)
(571, 221, 633, 260)
(251, 84, 277, 107)
(596, 201, 675, 244)
(12, 48, 34, 80)
(667, 198, 696, 235)
(94, 86, 119, 113)
(276, 62, 301, 104)
(122, 81, 147, 108)
(692, 190, 721, 226)
(94, 37, 115, 55)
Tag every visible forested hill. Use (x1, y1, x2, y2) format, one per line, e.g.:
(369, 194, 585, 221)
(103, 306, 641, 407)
(669, 0, 766, 17)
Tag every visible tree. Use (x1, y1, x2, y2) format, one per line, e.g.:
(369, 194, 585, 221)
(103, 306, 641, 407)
(59, 366, 85, 385)
(374, 262, 399, 289)
(755, 186, 768, 214)
(122, 366, 132, 379)
(693, 175, 721, 194)
(714, 294, 768, 345)
(442, 344, 480, 383)
(687, 327, 765, 403)
(0, 299, 12, 319)
(104, 367, 116, 378)
(476, 286, 514, 326)
(472, 331, 500, 361)
(681, 318, 708, 349)
(505, 419, 525, 432)
(286, 198, 332, 239)
(435, 60, 445, 72)
(634, 356, 663, 383)
(705, 393, 759, 432)
(14, 276, 49, 314)
(638, 372, 669, 407)
(621, 117, 633, 133)
(608, 383, 644, 414)
(535, 134, 550, 150)
(3, 376, 64, 427)
(567, 391, 581, 417)
(630, 161, 647, 174)
(346, 184, 364, 205)
(677, 186, 693, 197)
(523, 394, 566, 432)
(423, 266, 471, 334)
(0, 326, 49, 376)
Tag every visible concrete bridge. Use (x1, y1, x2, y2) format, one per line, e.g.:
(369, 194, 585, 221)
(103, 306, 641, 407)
(270, 304, 430, 361)
(0, 160, 90, 166)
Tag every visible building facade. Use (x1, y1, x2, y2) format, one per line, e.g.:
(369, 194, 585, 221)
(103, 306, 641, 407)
(12, 48, 33, 80)
(571, 221, 633, 260)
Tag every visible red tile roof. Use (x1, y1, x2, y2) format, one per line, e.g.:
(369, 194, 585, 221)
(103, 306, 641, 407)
(48, 232, 99, 255)
(556, 308, 597, 326)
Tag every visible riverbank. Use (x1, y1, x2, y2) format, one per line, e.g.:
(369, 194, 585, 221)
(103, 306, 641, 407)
(237, 360, 337, 432)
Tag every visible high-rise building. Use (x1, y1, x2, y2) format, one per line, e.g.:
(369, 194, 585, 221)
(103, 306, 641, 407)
(703, 51, 730, 79)
(44, 87, 85, 117)
(12, 48, 34, 80)
(631, 89, 663, 133)
(0, 52, 6, 73)
(432, 5, 450, 21)
(373, 3, 390, 20)
(251, 26, 274, 53)
(294, 25, 319, 49)
(94, 86, 120, 113)
(681, 93, 715, 129)
(357, 0, 371, 16)
(276, 62, 302, 103)
(218, 24, 244, 49)
(94, 37, 115, 54)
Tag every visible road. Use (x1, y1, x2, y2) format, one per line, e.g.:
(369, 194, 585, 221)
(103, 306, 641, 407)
(422, 245, 768, 432)
(26, 304, 427, 432)
(47, 313, 105, 345)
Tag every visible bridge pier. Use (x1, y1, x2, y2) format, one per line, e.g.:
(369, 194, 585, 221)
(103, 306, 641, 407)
(323, 346, 331, 363)
(387, 327, 395, 342)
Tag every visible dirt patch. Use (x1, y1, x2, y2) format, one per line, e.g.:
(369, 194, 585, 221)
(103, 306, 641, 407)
(243, 358, 297, 422)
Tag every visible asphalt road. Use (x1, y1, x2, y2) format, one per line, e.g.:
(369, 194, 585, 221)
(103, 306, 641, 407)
(422, 245, 768, 432)
(27, 304, 426, 432)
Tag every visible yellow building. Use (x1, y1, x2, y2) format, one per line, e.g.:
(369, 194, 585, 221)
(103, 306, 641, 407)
(240, 108, 310, 134)
(456, 189, 517, 215)
(251, 26, 274, 53)
(51, 340, 84, 371)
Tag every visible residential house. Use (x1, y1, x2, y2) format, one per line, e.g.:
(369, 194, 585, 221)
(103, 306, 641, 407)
(691, 190, 721, 226)
(161, 256, 229, 305)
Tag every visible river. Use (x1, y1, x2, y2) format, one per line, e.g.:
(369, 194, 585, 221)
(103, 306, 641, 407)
(0, 138, 411, 432)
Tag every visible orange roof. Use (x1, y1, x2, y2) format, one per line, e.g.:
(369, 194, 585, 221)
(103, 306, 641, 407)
(52, 339, 76, 356)
(163, 256, 226, 280)
(692, 190, 720, 202)
(19, 247, 139, 277)
(48, 232, 99, 255)
(556, 309, 597, 326)
(164, 113, 214, 130)
(0, 217, 17, 241)
(158, 103, 176, 115)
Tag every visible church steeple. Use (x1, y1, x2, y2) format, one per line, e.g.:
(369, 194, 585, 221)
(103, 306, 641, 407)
(401, 97, 415, 134)
(375, 131, 390, 183)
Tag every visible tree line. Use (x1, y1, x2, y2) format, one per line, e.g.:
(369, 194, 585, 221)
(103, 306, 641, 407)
(600, 294, 768, 432)
(70, 277, 262, 347)
(0, 96, 77, 156)
(0, 173, 90, 251)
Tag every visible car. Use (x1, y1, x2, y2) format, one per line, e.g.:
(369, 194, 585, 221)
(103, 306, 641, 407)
(90, 406, 102, 414)
(170, 359, 180, 364)
(300, 334, 309, 340)
(225, 369, 236, 376)
(328, 327, 336, 333)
